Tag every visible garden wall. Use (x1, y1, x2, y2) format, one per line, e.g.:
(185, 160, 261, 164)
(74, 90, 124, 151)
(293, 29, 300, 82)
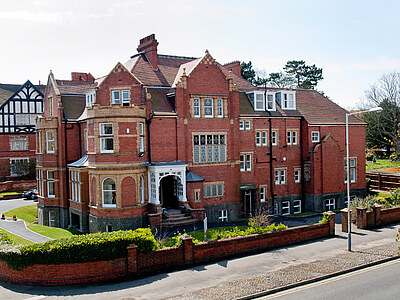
(0, 180, 36, 194)
(341, 205, 400, 230)
(0, 212, 335, 286)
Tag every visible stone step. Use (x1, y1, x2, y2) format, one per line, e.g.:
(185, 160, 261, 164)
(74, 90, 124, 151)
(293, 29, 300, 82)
(160, 218, 198, 227)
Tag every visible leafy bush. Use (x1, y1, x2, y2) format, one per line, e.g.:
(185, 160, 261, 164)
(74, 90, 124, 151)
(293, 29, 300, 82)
(390, 152, 400, 162)
(319, 212, 331, 223)
(0, 228, 157, 270)
(388, 187, 400, 206)
(0, 231, 13, 245)
(209, 223, 287, 241)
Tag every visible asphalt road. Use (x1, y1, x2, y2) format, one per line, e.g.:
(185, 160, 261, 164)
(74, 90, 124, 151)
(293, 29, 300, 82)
(260, 259, 400, 300)
(0, 223, 397, 300)
(0, 198, 51, 243)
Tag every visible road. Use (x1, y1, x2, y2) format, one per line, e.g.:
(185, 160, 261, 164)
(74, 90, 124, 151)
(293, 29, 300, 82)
(0, 222, 397, 300)
(0, 198, 51, 243)
(259, 259, 400, 300)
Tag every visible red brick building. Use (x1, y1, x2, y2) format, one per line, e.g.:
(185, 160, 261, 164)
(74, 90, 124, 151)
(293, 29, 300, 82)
(36, 34, 366, 232)
(0, 81, 44, 180)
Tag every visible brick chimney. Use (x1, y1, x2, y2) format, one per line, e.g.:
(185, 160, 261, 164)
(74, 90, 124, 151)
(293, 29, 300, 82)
(71, 72, 95, 82)
(137, 34, 159, 70)
(223, 61, 241, 77)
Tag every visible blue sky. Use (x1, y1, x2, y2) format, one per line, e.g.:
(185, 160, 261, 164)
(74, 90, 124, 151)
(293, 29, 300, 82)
(1, 0, 399, 109)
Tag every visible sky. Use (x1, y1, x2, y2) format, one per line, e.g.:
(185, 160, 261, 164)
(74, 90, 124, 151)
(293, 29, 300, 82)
(1, 0, 400, 109)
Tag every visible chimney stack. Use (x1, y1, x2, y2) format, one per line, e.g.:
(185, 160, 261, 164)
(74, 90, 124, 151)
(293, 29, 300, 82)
(223, 61, 241, 77)
(71, 72, 95, 82)
(137, 34, 159, 70)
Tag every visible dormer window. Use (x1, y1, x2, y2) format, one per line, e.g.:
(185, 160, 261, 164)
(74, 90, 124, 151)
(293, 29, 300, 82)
(247, 91, 276, 111)
(281, 92, 296, 110)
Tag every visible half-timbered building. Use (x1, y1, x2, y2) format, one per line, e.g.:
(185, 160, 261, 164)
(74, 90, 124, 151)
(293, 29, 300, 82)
(0, 81, 44, 180)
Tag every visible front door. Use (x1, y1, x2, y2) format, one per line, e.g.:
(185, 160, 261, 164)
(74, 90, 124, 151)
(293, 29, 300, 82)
(160, 175, 178, 209)
(242, 190, 256, 217)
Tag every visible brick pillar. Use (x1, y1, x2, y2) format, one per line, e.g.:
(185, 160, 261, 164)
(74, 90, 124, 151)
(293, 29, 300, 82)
(180, 234, 194, 265)
(127, 244, 138, 274)
(341, 208, 349, 233)
(374, 204, 382, 227)
(148, 213, 162, 229)
(356, 207, 367, 229)
(325, 211, 336, 236)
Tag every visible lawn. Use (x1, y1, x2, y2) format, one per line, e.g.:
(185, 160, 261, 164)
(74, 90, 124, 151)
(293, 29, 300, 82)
(3, 204, 76, 242)
(366, 159, 400, 171)
(0, 228, 33, 245)
(4, 205, 38, 223)
(0, 190, 25, 197)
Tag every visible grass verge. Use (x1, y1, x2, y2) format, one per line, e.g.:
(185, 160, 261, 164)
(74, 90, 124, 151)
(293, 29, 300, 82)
(0, 228, 33, 245)
(366, 159, 400, 171)
(0, 190, 25, 196)
(4, 205, 38, 223)
(26, 224, 75, 240)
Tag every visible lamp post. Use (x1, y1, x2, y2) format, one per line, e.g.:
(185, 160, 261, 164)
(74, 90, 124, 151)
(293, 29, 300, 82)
(346, 107, 382, 251)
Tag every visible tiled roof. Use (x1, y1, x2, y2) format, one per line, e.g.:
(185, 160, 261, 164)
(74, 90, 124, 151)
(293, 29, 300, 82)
(0, 83, 45, 106)
(295, 89, 365, 125)
(218, 65, 255, 91)
(61, 95, 86, 121)
(55, 80, 96, 95)
(148, 87, 176, 114)
(68, 154, 88, 168)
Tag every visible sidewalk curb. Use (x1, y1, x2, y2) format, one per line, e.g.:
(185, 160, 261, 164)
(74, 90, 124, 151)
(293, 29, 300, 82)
(236, 254, 400, 300)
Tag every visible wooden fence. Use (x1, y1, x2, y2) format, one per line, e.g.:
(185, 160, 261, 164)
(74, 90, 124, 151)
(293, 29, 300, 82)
(366, 171, 400, 191)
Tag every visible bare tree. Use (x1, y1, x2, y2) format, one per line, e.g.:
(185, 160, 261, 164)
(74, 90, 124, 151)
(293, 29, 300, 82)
(361, 71, 400, 154)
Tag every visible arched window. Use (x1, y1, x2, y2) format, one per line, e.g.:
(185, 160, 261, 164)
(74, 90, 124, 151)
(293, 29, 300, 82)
(140, 176, 145, 204)
(102, 178, 116, 207)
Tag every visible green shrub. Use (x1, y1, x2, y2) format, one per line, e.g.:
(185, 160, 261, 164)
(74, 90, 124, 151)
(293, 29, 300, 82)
(390, 152, 400, 162)
(319, 212, 331, 223)
(0, 228, 157, 270)
(388, 188, 400, 206)
(209, 223, 287, 240)
(0, 232, 13, 245)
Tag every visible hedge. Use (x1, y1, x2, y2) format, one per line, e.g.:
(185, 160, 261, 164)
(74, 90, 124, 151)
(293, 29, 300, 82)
(0, 228, 157, 270)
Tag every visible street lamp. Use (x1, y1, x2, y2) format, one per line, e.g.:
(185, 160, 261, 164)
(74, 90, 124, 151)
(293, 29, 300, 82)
(346, 107, 383, 251)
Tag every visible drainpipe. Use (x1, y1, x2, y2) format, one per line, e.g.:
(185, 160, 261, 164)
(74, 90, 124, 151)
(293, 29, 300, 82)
(63, 111, 70, 227)
(269, 117, 275, 214)
(146, 111, 154, 164)
(300, 117, 305, 213)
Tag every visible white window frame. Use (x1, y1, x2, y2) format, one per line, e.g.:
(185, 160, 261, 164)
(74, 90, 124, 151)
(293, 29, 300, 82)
(240, 153, 252, 172)
(194, 98, 200, 118)
(282, 201, 290, 215)
(102, 178, 117, 208)
(325, 198, 335, 211)
(112, 90, 120, 104)
(272, 130, 278, 146)
(345, 158, 357, 184)
(256, 131, 261, 146)
(46, 130, 55, 154)
(305, 165, 310, 181)
(275, 169, 286, 185)
(193, 134, 226, 164)
(294, 169, 301, 183)
(282, 92, 296, 110)
(48, 96, 53, 117)
(140, 175, 145, 204)
(49, 211, 55, 227)
(204, 98, 213, 118)
(287, 130, 298, 145)
(239, 120, 244, 130)
(47, 170, 55, 198)
(100, 123, 113, 153)
(139, 122, 145, 153)
(217, 98, 223, 118)
(245, 120, 251, 130)
(70, 170, 81, 202)
(259, 186, 266, 202)
(293, 200, 301, 214)
(254, 92, 265, 111)
(267, 93, 276, 111)
(122, 90, 130, 106)
(311, 131, 320, 143)
(219, 209, 228, 221)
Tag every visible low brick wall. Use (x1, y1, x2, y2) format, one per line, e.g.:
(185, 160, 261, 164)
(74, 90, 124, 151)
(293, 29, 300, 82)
(342, 205, 400, 230)
(0, 180, 36, 193)
(0, 212, 336, 286)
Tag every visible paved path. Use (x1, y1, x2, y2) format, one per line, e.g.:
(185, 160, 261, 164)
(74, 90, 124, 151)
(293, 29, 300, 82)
(0, 223, 398, 300)
(0, 198, 51, 243)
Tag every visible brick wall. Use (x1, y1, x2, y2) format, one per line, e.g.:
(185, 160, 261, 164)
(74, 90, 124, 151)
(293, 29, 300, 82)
(0, 214, 335, 286)
(0, 180, 36, 193)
